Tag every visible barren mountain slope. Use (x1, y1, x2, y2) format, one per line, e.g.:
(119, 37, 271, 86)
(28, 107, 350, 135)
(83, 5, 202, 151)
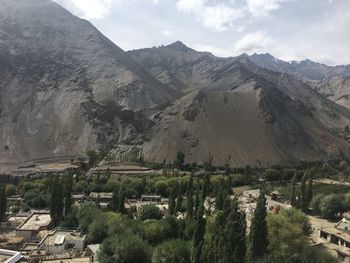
(0, 0, 179, 163)
(248, 53, 350, 109)
(137, 53, 350, 165)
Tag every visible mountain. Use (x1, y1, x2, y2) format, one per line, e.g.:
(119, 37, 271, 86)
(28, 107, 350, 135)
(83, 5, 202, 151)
(1, 0, 350, 167)
(0, 0, 179, 163)
(248, 53, 350, 109)
(130, 43, 350, 166)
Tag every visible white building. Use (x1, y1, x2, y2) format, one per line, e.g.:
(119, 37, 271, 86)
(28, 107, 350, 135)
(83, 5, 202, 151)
(0, 249, 22, 263)
(39, 230, 86, 255)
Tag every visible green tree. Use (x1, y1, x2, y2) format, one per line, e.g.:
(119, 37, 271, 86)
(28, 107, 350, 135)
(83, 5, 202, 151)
(0, 185, 7, 221)
(168, 186, 177, 215)
(300, 172, 309, 212)
(305, 176, 313, 211)
(152, 239, 191, 263)
(139, 205, 162, 221)
(186, 176, 194, 219)
(110, 189, 119, 212)
(5, 184, 17, 197)
(267, 208, 309, 260)
(117, 187, 126, 214)
(64, 172, 73, 216)
(250, 192, 268, 260)
(99, 233, 151, 263)
(50, 176, 63, 222)
(175, 151, 185, 170)
(290, 174, 297, 207)
(191, 204, 206, 263)
(222, 200, 246, 263)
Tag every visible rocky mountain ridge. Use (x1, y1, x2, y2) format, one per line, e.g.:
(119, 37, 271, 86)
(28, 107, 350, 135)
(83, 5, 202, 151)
(1, 0, 350, 166)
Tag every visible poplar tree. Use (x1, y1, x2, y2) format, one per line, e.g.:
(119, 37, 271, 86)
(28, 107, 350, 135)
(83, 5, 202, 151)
(300, 172, 309, 212)
(64, 172, 73, 216)
(290, 173, 297, 207)
(168, 185, 177, 215)
(191, 204, 206, 263)
(305, 176, 313, 211)
(222, 200, 246, 263)
(117, 188, 126, 214)
(50, 176, 63, 222)
(110, 189, 119, 212)
(0, 185, 7, 221)
(186, 175, 194, 219)
(250, 192, 268, 260)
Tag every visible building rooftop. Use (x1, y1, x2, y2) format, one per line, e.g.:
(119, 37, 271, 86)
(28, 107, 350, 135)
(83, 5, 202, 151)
(40, 257, 91, 263)
(0, 249, 22, 263)
(17, 213, 52, 231)
(40, 230, 86, 247)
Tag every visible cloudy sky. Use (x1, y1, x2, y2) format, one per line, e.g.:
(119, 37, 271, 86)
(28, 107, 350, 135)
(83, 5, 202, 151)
(53, 0, 350, 65)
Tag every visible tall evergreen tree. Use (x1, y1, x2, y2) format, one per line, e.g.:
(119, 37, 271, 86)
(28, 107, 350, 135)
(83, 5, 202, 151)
(305, 176, 313, 211)
(0, 185, 7, 221)
(191, 204, 206, 263)
(175, 194, 183, 213)
(194, 184, 200, 220)
(222, 200, 246, 263)
(300, 172, 309, 212)
(250, 192, 268, 260)
(168, 185, 177, 215)
(50, 176, 63, 222)
(110, 189, 119, 212)
(117, 187, 126, 214)
(186, 175, 194, 219)
(290, 173, 297, 207)
(202, 174, 211, 201)
(64, 172, 73, 216)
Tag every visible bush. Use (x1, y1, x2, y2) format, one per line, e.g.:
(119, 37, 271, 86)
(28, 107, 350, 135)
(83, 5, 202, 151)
(139, 205, 162, 221)
(263, 169, 280, 182)
(5, 184, 17, 196)
(99, 233, 151, 263)
(152, 239, 191, 263)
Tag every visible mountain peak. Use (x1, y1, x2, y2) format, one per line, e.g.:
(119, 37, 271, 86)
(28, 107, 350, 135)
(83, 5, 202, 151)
(167, 41, 192, 51)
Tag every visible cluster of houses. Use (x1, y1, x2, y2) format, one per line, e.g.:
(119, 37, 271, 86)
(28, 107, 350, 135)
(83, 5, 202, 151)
(0, 213, 99, 263)
(312, 216, 350, 262)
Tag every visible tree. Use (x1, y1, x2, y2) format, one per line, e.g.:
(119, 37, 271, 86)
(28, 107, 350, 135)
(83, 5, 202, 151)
(152, 239, 190, 263)
(110, 189, 119, 212)
(50, 176, 63, 222)
(290, 174, 297, 207)
(300, 172, 309, 212)
(99, 233, 151, 263)
(267, 208, 309, 261)
(305, 176, 313, 211)
(64, 172, 73, 216)
(222, 200, 246, 263)
(139, 205, 162, 221)
(176, 193, 183, 213)
(5, 184, 17, 197)
(117, 187, 126, 214)
(0, 185, 7, 221)
(175, 151, 185, 170)
(186, 175, 194, 219)
(250, 192, 268, 260)
(168, 186, 177, 215)
(191, 204, 206, 263)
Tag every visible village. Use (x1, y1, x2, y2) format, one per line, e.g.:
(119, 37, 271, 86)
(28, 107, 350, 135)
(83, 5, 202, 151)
(0, 159, 349, 263)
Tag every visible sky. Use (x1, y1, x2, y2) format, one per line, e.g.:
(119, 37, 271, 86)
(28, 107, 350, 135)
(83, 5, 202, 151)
(53, 0, 350, 65)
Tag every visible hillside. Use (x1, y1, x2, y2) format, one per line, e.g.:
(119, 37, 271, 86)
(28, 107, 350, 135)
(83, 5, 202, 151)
(0, 0, 179, 163)
(1, 0, 350, 166)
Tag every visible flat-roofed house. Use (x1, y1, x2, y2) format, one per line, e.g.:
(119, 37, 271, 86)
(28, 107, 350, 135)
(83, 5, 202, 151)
(141, 195, 161, 203)
(15, 213, 52, 240)
(39, 230, 86, 255)
(0, 249, 22, 263)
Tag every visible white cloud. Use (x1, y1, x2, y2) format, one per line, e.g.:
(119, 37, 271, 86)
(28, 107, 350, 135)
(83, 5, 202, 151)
(176, 0, 244, 32)
(234, 31, 274, 54)
(54, 0, 118, 19)
(246, 0, 291, 17)
(162, 29, 175, 37)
